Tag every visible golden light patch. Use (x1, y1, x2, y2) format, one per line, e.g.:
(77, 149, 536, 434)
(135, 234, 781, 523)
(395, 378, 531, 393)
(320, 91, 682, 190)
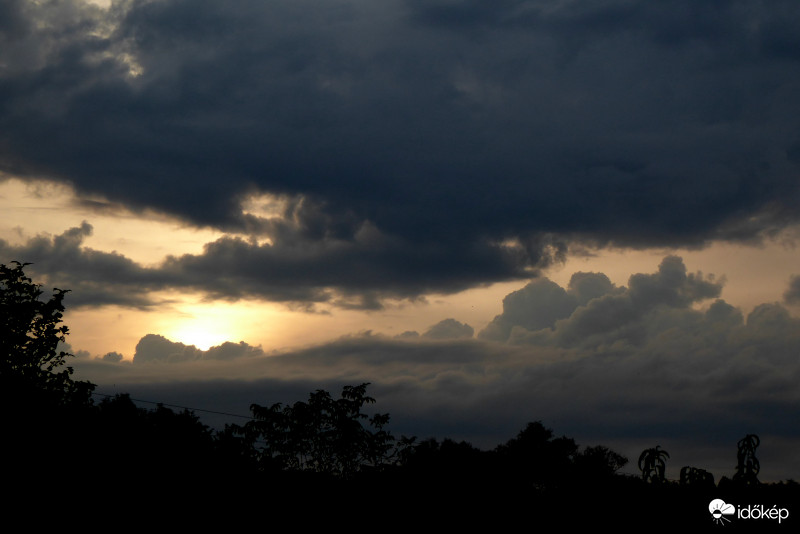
(166, 323, 229, 352)
(0, 177, 224, 266)
(153, 295, 285, 353)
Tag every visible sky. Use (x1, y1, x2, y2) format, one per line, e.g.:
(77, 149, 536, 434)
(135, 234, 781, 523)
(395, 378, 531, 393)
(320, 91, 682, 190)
(2, 0, 800, 483)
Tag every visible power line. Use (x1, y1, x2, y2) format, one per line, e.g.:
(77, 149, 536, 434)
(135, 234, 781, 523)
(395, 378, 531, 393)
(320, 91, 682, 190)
(91, 391, 254, 421)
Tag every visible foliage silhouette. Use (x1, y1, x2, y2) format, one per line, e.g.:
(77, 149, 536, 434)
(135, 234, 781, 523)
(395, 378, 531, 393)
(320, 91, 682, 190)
(638, 445, 669, 483)
(399, 437, 490, 482)
(575, 445, 629, 481)
(494, 421, 580, 489)
(86, 393, 227, 488)
(230, 383, 405, 478)
(2, 261, 98, 492)
(0, 261, 94, 405)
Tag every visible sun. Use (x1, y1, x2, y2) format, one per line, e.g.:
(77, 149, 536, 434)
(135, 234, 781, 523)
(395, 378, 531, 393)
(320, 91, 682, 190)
(158, 299, 248, 351)
(154, 295, 287, 352)
(168, 324, 229, 351)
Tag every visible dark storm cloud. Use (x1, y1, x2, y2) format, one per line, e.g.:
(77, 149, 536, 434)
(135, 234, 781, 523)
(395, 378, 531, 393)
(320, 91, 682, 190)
(0, 222, 163, 308)
(158, 212, 542, 303)
(2, 1, 800, 302)
(0, 220, 533, 308)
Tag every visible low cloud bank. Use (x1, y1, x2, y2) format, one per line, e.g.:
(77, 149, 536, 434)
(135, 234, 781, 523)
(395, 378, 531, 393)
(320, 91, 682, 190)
(74, 257, 800, 482)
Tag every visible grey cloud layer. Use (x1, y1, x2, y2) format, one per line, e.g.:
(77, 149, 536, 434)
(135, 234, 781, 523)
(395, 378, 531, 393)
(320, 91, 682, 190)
(2, 0, 800, 302)
(78, 257, 800, 480)
(0, 223, 161, 308)
(0, 221, 532, 308)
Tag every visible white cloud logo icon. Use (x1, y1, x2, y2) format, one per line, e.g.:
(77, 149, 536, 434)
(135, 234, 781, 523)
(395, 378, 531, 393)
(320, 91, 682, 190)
(709, 499, 736, 525)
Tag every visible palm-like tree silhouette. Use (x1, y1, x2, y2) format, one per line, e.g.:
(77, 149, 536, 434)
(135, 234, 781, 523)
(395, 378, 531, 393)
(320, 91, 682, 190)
(638, 445, 669, 483)
(733, 434, 760, 486)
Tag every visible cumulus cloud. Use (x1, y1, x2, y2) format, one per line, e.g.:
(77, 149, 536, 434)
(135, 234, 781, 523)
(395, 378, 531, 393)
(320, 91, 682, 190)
(478, 277, 586, 342)
(421, 318, 474, 340)
(479, 256, 723, 348)
(1, 0, 800, 304)
(100, 351, 124, 363)
(133, 334, 264, 363)
(783, 274, 800, 305)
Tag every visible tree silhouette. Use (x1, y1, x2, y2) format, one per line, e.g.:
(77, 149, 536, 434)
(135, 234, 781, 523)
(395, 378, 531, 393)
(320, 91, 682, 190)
(86, 394, 221, 485)
(638, 445, 669, 483)
(733, 433, 760, 486)
(494, 421, 580, 490)
(1, 261, 94, 405)
(576, 445, 629, 480)
(232, 383, 402, 478)
(2, 262, 99, 495)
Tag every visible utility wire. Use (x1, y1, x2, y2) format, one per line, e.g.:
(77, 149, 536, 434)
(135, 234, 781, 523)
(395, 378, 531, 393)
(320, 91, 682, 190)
(91, 391, 254, 421)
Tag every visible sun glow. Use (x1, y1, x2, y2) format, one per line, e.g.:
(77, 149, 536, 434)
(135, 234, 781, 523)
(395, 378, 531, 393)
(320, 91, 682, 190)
(167, 324, 229, 351)
(157, 298, 270, 351)
(147, 290, 350, 356)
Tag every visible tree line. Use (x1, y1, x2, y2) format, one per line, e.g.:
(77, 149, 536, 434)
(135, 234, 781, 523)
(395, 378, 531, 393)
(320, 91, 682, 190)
(2, 261, 797, 528)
